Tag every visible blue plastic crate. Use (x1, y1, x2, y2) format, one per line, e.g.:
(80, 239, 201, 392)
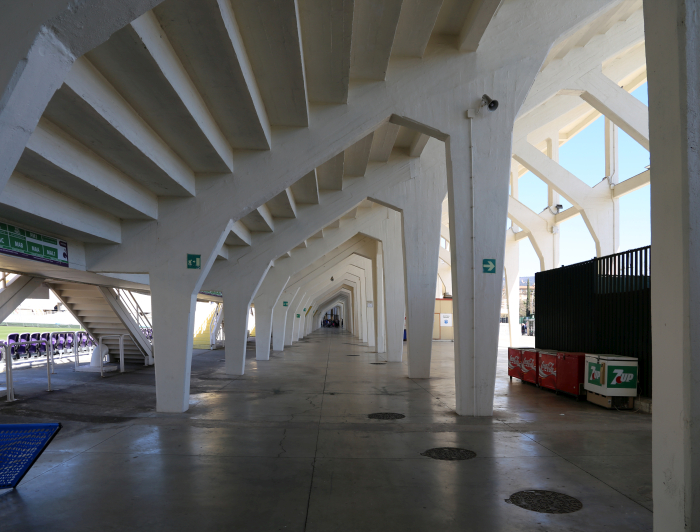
(0, 423, 62, 489)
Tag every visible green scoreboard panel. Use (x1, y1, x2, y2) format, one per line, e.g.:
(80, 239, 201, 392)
(0, 223, 69, 267)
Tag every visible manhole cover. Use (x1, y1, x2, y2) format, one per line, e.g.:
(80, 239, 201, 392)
(346, 354, 360, 356)
(420, 447, 476, 461)
(368, 412, 405, 420)
(370, 362, 386, 365)
(506, 490, 582, 514)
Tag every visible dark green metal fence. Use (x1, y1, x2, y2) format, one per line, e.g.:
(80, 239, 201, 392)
(535, 246, 651, 397)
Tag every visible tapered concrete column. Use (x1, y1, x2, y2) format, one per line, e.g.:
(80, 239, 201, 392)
(252, 294, 275, 361)
(382, 211, 406, 361)
(375, 241, 386, 353)
(504, 230, 520, 347)
(272, 289, 298, 351)
(604, 117, 620, 254)
(447, 111, 517, 416)
(221, 264, 271, 375)
(401, 204, 442, 377)
(150, 272, 198, 413)
(284, 291, 303, 346)
(253, 276, 289, 360)
(644, 0, 700, 528)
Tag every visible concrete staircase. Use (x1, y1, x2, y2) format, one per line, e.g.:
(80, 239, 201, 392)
(50, 282, 152, 364)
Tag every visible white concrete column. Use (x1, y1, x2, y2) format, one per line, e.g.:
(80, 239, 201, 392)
(447, 110, 516, 416)
(150, 272, 198, 413)
(605, 117, 621, 254)
(252, 293, 275, 361)
(644, 0, 699, 528)
(272, 288, 297, 351)
(284, 291, 303, 346)
(546, 136, 561, 267)
(375, 240, 386, 353)
(401, 201, 442, 377)
(383, 211, 405, 361)
(504, 230, 520, 347)
(221, 264, 271, 375)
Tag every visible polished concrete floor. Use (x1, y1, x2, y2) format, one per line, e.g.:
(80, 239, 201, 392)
(0, 329, 651, 531)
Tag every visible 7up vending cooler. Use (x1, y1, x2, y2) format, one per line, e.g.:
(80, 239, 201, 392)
(584, 354, 638, 409)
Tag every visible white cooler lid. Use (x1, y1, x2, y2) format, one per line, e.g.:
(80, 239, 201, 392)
(585, 354, 638, 362)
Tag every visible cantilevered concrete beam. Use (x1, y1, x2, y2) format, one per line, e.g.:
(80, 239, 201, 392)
(369, 122, 400, 162)
(391, 0, 443, 58)
(21, 119, 158, 220)
(241, 205, 275, 233)
(1, 173, 122, 244)
(290, 171, 320, 205)
(225, 221, 252, 247)
(266, 188, 298, 219)
(349, 0, 403, 80)
(299, 0, 353, 104)
(519, 9, 644, 119)
(154, 0, 271, 150)
(458, 0, 502, 52)
(316, 153, 345, 191)
(87, 12, 234, 173)
(344, 133, 374, 177)
(230, 0, 309, 126)
(53, 57, 196, 197)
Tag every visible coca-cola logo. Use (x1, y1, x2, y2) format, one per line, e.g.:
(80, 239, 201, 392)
(522, 358, 536, 371)
(539, 361, 555, 378)
(508, 355, 520, 369)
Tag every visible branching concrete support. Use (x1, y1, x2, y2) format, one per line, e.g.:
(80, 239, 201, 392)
(219, 263, 272, 375)
(0, 0, 163, 195)
(504, 231, 520, 347)
(150, 222, 234, 413)
(371, 139, 446, 377)
(508, 198, 555, 271)
(253, 275, 290, 360)
(514, 140, 616, 257)
(362, 210, 405, 362)
(644, 0, 699, 527)
(272, 288, 298, 351)
(374, 241, 386, 353)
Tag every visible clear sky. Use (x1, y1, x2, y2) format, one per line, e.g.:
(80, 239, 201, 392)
(513, 83, 650, 276)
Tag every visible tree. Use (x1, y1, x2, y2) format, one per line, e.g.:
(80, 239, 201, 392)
(526, 279, 531, 317)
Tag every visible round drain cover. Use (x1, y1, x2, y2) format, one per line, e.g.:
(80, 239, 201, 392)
(368, 412, 405, 420)
(506, 490, 582, 514)
(420, 447, 476, 461)
(370, 362, 386, 365)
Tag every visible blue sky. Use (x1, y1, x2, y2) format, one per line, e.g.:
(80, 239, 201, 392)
(513, 83, 650, 276)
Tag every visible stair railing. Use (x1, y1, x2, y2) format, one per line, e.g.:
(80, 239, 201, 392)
(209, 303, 225, 349)
(114, 288, 153, 345)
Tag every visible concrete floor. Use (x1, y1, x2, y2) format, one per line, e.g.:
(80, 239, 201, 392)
(0, 329, 651, 531)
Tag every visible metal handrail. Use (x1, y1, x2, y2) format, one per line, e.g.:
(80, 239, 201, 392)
(114, 288, 153, 343)
(209, 303, 224, 349)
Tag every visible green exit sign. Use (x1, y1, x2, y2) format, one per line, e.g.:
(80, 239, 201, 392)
(283, 301, 289, 307)
(482, 259, 496, 273)
(296, 314, 300, 318)
(187, 254, 201, 269)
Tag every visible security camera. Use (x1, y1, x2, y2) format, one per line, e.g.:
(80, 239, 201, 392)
(482, 94, 499, 111)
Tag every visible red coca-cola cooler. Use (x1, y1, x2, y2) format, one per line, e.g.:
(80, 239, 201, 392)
(521, 349, 538, 384)
(537, 350, 557, 390)
(508, 348, 528, 380)
(556, 352, 586, 397)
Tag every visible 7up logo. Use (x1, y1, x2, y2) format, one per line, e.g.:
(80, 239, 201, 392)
(588, 363, 601, 386)
(607, 366, 637, 389)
